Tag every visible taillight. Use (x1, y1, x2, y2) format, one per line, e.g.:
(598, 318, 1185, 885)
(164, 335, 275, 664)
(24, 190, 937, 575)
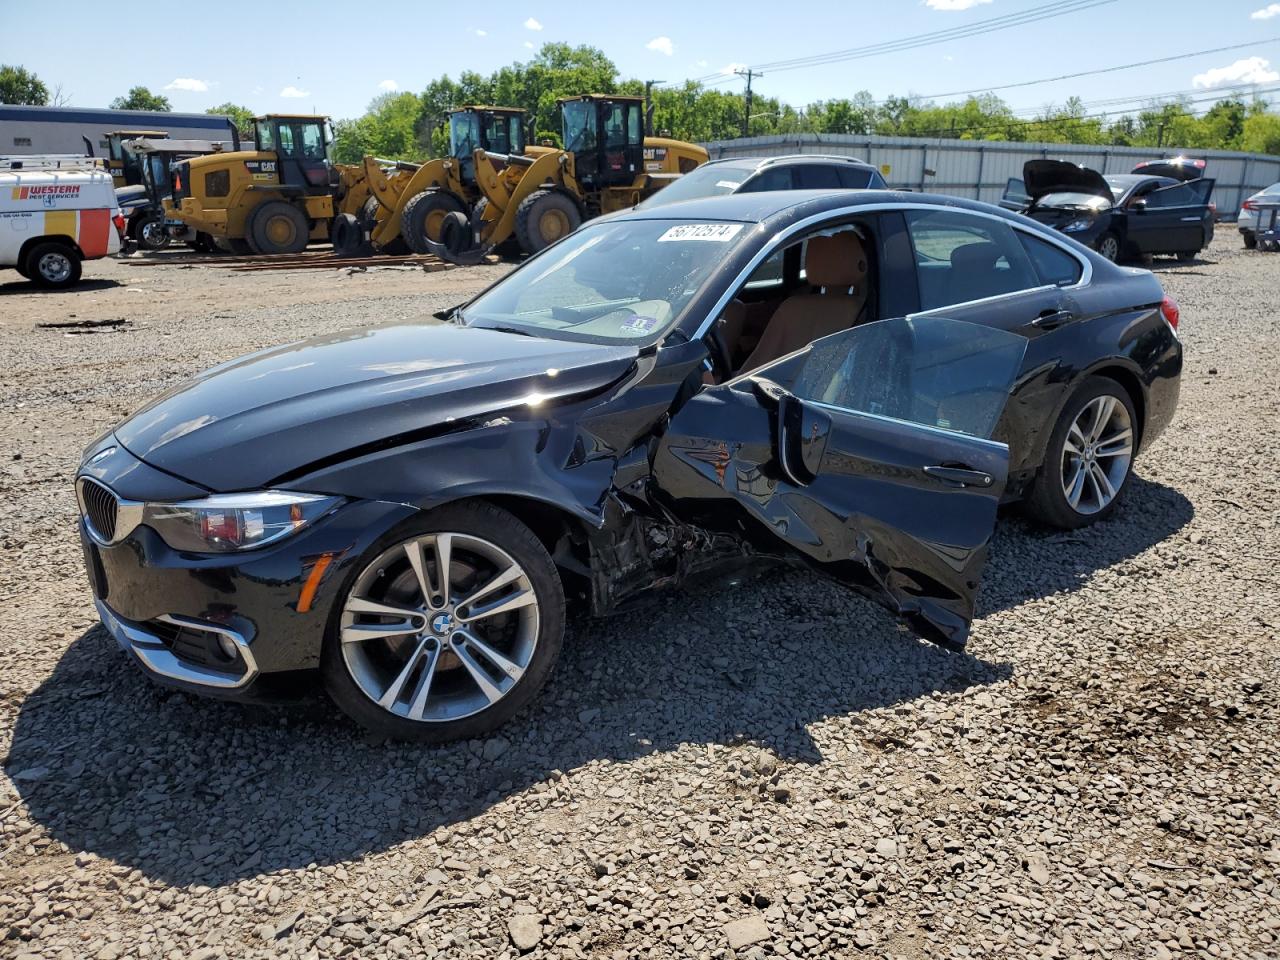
(1160, 294, 1180, 334)
(112, 213, 126, 236)
(1243, 199, 1259, 211)
(1208, 201, 1216, 215)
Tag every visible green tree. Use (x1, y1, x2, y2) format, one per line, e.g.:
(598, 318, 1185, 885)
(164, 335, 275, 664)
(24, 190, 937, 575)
(109, 86, 171, 111)
(1242, 108, 1280, 156)
(0, 64, 49, 105)
(333, 91, 425, 163)
(206, 102, 254, 138)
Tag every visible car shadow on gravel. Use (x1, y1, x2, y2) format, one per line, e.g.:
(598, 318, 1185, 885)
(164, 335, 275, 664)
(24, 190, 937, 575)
(0, 278, 125, 295)
(5, 477, 1189, 889)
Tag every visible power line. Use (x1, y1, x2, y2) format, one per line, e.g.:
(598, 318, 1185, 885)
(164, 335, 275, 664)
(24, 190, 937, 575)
(917, 37, 1280, 101)
(689, 0, 1114, 82)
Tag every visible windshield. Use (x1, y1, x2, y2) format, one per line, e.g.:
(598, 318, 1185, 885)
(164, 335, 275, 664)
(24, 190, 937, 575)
(635, 162, 758, 209)
(1037, 191, 1112, 210)
(463, 218, 746, 345)
(450, 112, 480, 160)
(562, 100, 596, 154)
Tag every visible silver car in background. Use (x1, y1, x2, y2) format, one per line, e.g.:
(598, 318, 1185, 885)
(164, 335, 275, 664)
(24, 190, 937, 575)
(1240, 183, 1280, 249)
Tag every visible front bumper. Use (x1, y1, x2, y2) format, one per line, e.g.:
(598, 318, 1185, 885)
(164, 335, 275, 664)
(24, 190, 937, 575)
(78, 471, 417, 699)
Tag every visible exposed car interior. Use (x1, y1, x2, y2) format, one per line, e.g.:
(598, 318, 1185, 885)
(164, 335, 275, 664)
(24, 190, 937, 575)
(708, 223, 878, 380)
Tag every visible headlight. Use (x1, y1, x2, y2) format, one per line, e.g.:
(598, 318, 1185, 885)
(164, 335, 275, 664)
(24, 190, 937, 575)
(1062, 219, 1092, 233)
(143, 491, 343, 553)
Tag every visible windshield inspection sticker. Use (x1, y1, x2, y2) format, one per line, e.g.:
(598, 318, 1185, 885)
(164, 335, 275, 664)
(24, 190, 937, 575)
(620, 314, 661, 335)
(657, 223, 744, 243)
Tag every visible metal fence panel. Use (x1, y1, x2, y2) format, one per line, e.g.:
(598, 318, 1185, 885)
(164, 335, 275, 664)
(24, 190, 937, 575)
(701, 133, 1280, 217)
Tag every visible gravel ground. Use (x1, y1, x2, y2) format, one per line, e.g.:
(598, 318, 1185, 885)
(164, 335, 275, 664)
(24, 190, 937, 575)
(0, 235, 1277, 960)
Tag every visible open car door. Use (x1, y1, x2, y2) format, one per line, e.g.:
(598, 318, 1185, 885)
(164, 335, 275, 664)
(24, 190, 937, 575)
(653, 315, 1027, 647)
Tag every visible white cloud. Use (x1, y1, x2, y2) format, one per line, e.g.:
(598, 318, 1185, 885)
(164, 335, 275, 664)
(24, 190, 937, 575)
(1251, 3, 1280, 19)
(924, 0, 992, 9)
(475, 28, 487, 36)
(720, 62, 746, 76)
(280, 85, 310, 98)
(524, 40, 535, 48)
(695, 59, 708, 68)
(164, 77, 208, 92)
(1192, 56, 1280, 89)
(646, 36, 674, 56)
(524, 16, 543, 30)
(378, 79, 399, 92)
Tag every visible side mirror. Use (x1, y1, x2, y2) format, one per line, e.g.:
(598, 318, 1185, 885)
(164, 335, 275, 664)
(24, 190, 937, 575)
(750, 378, 830, 485)
(1131, 198, 1147, 213)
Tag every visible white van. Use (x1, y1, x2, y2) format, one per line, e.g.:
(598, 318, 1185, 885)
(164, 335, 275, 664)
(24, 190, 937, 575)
(1, 157, 124, 288)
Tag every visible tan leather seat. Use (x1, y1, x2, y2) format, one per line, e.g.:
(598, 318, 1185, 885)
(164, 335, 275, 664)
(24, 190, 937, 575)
(740, 232, 869, 373)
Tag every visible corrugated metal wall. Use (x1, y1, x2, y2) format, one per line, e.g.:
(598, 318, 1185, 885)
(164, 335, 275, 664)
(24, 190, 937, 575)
(701, 134, 1280, 216)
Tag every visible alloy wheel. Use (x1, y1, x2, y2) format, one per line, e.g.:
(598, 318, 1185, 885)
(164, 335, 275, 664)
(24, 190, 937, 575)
(1097, 235, 1119, 262)
(1060, 394, 1133, 515)
(37, 251, 72, 283)
(339, 532, 540, 723)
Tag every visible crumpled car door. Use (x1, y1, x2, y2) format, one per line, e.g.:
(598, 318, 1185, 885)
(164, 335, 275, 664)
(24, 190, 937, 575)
(652, 315, 1028, 648)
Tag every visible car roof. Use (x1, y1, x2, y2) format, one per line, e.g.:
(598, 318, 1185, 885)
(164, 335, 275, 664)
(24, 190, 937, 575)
(701, 153, 877, 172)
(617, 188, 1028, 226)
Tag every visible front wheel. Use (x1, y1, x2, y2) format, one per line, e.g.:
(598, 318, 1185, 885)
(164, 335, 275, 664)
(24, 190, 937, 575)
(136, 213, 170, 251)
(322, 502, 565, 742)
(25, 241, 82, 289)
(1025, 376, 1137, 529)
(1095, 233, 1120, 262)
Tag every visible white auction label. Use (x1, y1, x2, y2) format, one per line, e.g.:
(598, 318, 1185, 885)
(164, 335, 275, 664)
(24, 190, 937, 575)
(656, 223, 745, 243)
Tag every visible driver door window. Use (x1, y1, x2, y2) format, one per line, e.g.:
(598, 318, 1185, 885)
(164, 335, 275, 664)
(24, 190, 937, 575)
(277, 124, 296, 157)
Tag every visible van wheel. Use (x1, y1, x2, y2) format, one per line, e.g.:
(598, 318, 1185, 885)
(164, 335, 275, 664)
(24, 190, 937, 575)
(25, 242, 82, 289)
(136, 213, 170, 251)
(249, 201, 309, 255)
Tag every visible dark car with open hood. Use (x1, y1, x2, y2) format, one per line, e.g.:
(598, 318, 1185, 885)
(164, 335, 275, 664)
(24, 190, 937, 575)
(1002, 158, 1214, 262)
(76, 189, 1182, 741)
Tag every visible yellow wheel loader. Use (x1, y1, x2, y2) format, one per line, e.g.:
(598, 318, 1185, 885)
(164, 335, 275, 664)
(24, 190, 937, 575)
(331, 106, 532, 257)
(164, 115, 336, 255)
(408, 95, 708, 264)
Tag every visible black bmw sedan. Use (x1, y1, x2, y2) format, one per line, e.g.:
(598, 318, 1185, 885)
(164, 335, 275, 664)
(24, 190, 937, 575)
(76, 190, 1182, 741)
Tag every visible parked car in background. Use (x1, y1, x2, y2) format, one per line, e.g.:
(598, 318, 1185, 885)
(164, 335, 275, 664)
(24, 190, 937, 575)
(76, 189, 1182, 741)
(1, 156, 125, 288)
(636, 154, 886, 208)
(1239, 182, 1280, 249)
(1002, 158, 1214, 262)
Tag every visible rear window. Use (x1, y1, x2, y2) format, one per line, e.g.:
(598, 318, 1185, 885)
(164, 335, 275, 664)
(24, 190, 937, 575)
(794, 165, 841, 189)
(836, 166, 881, 189)
(1017, 232, 1082, 287)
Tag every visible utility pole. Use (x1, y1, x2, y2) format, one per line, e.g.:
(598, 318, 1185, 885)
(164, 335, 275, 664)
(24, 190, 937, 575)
(643, 79, 664, 137)
(734, 68, 763, 139)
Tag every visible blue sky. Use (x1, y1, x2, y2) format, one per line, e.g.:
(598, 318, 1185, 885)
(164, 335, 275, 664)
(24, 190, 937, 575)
(4, 0, 1278, 121)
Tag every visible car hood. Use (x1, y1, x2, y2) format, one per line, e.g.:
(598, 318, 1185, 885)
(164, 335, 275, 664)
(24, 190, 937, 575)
(1023, 159, 1113, 203)
(115, 322, 639, 491)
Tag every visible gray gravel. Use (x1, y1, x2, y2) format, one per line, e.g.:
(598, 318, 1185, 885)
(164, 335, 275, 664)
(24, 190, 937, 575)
(1, 235, 1278, 959)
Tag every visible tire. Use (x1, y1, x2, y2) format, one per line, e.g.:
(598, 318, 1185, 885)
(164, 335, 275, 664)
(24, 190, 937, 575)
(1095, 232, 1120, 262)
(439, 211, 474, 259)
(514, 189, 581, 255)
(249, 200, 309, 255)
(400, 190, 466, 254)
(1242, 231, 1257, 250)
(321, 501, 565, 743)
(1176, 250, 1196, 262)
(1025, 376, 1138, 529)
(330, 212, 370, 258)
(25, 241, 82, 289)
(135, 212, 170, 251)
(360, 196, 382, 229)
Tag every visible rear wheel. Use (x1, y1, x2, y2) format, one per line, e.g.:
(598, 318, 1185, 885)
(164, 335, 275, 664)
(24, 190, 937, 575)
(25, 241, 81, 289)
(1176, 250, 1196, 262)
(1242, 231, 1257, 250)
(249, 200, 309, 255)
(1025, 376, 1137, 529)
(400, 190, 466, 254)
(322, 502, 565, 742)
(515, 189, 581, 255)
(1095, 233, 1120, 262)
